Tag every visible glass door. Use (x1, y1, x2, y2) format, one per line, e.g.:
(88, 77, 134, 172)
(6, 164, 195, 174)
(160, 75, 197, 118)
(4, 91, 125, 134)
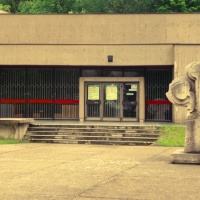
(85, 82, 139, 121)
(103, 83, 120, 121)
(85, 83, 101, 120)
(122, 83, 138, 121)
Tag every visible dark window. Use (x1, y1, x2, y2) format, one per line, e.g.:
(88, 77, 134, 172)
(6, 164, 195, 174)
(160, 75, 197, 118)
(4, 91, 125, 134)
(103, 69, 123, 77)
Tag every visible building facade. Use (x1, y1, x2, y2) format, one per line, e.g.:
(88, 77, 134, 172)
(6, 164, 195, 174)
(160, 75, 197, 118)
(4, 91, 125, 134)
(1, 14, 200, 123)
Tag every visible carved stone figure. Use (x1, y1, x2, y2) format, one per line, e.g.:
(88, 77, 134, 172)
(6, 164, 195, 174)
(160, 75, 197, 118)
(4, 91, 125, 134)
(166, 77, 195, 113)
(167, 62, 200, 163)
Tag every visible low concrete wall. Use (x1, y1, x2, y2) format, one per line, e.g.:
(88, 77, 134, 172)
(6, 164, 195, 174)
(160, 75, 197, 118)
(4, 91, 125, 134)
(0, 118, 34, 139)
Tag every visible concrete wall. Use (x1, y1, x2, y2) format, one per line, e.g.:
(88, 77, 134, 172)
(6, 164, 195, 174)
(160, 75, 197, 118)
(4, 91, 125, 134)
(0, 119, 34, 139)
(0, 45, 173, 66)
(0, 14, 200, 45)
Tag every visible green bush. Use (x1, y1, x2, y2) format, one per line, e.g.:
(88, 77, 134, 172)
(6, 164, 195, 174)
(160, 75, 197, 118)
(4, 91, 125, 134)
(156, 126, 185, 147)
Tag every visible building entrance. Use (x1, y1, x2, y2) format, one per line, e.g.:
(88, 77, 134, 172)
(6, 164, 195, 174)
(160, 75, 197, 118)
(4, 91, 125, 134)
(85, 82, 139, 121)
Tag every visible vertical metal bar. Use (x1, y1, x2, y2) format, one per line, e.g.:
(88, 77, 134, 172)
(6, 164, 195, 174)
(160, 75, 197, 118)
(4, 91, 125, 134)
(8, 70, 10, 117)
(25, 68, 29, 118)
(15, 69, 17, 117)
(61, 69, 63, 118)
(62, 69, 64, 119)
(71, 70, 72, 118)
(33, 69, 35, 118)
(52, 68, 55, 119)
(1, 69, 4, 117)
(0, 68, 1, 118)
(42, 69, 44, 118)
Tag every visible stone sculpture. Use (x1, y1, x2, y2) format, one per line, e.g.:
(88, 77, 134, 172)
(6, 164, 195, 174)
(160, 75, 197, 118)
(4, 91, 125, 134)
(166, 62, 200, 163)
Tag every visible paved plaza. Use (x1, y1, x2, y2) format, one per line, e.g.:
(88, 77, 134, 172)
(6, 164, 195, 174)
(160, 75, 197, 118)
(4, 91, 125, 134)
(0, 143, 199, 200)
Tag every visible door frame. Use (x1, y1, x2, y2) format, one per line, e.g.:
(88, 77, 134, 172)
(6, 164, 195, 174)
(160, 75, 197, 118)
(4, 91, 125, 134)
(79, 77, 145, 122)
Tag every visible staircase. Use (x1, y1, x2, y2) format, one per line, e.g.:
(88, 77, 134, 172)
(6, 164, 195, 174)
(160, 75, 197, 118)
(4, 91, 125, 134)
(24, 123, 160, 146)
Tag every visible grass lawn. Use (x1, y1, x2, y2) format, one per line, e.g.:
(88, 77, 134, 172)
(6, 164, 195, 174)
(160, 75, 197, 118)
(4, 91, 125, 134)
(156, 126, 185, 147)
(0, 137, 23, 144)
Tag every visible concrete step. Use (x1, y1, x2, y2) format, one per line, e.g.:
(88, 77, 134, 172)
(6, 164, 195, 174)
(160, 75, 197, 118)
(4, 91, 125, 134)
(24, 124, 160, 146)
(29, 124, 159, 130)
(27, 131, 159, 136)
(27, 129, 159, 134)
(29, 138, 153, 145)
(28, 134, 158, 140)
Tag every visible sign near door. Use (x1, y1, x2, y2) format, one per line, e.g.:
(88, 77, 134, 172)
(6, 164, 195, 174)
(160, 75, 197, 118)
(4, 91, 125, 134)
(129, 84, 138, 91)
(106, 85, 118, 100)
(88, 85, 100, 100)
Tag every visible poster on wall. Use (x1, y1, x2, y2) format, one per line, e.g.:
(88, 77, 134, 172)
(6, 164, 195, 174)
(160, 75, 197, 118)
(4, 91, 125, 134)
(88, 85, 100, 100)
(106, 85, 118, 100)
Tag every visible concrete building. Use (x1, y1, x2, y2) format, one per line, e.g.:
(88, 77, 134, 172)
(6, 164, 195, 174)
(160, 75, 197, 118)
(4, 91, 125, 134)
(0, 14, 199, 123)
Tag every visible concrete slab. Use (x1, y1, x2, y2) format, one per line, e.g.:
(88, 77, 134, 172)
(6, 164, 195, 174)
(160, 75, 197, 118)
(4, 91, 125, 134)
(171, 149, 200, 164)
(0, 144, 198, 200)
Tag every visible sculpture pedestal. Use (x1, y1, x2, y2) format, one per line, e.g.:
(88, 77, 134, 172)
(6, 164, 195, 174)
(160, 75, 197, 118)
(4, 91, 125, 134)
(171, 115, 200, 164)
(171, 149, 200, 164)
(184, 113, 200, 153)
(166, 62, 200, 164)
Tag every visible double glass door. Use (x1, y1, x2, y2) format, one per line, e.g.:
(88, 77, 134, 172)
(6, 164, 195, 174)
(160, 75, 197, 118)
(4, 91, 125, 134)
(85, 82, 138, 121)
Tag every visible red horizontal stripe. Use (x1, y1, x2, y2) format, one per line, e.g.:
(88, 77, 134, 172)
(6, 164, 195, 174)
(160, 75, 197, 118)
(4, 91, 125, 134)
(146, 100, 171, 105)
(55, 100, 79, 104)
(0, 99, 26, 104)
(28, 99, 52, 104)
(0, 99, 79, 104)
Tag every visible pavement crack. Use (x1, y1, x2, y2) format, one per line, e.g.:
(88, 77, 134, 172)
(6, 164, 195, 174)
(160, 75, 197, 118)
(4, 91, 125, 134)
(72, 147, 173, 200)
(139, 147, 173, 164)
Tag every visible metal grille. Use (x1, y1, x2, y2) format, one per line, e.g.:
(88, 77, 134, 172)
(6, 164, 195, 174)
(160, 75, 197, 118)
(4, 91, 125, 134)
(27, 69, 53, 118)
(0, 68, 80, 119)
(54, 69, 79, 119)
(87, 105, 100, 117)
(0, 69, 26, 117)
(0, 67, 172, 121)
(145, 69, 172, 121)
(103, 101, 120, 117)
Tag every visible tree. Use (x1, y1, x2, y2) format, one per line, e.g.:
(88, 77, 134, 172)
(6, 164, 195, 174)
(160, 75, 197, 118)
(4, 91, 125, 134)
(72, 0, 107, 13)
(105, 0, 141, 13)
(3, 0, 200, 14)
(104, 0, 157, 13)
(0, 0, 21, 13)
(155, 0, 200, 13)
(18, 0, 156, 14)
(83, 0, 107, 13)
(18, 0, 75, 14)
(0, 3, 10, 12)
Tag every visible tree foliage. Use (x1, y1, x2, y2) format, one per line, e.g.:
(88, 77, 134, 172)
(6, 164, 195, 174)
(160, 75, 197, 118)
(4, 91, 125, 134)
(0, 3, 10, 12)
(156, 0, 200, 13)
(0, 0, 20, 13)
(0, 0, 200, 14)
(18, 0, 75, 14)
